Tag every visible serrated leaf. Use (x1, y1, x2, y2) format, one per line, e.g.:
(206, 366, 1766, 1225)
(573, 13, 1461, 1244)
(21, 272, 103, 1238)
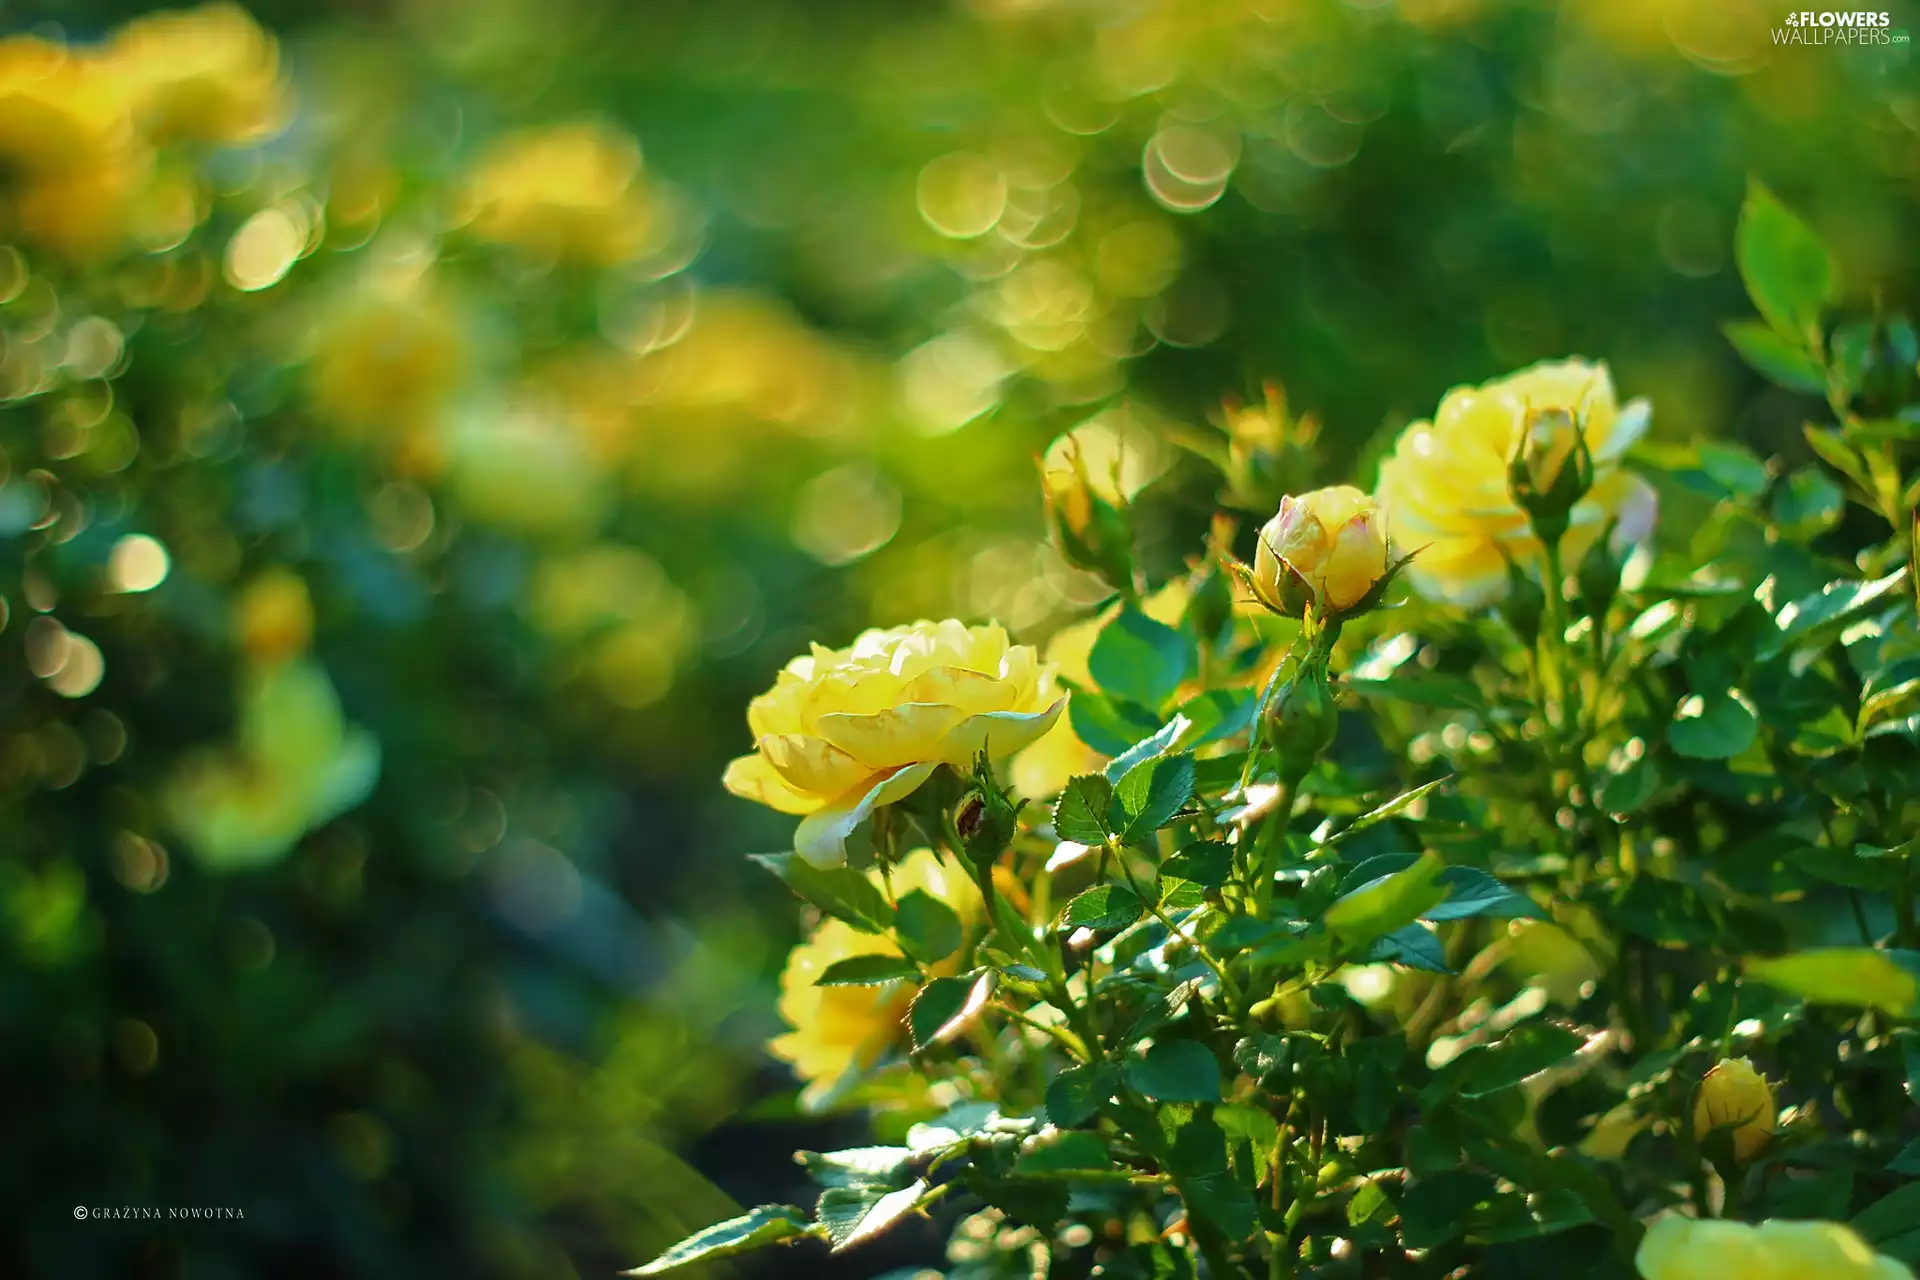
(1065, 681, 1163, 757)
(1367, 923, 1451, 972)
(1053, 773, 1115, 844)
(1738, 178, 1835, 341)
(1724, 318, 1825, 393)
(1058, 883, 1144, 931)
(816, 954, 919, 986)
(1400, 1171, 1497, 1249)
(894, 890, 961, 963)
(1162, 840, 1233, 889)
(624, 1205, 820, 1274)
(1104, 714, 1191, 782)
(1089, 606, 1193, 708)
(1771, 567, 1910, 652)
(1427, 1021, 1585, 1100)
(1325, 850, 1448, 948)
(751, 852, 893, 934)
(817, 1179, 931, 1251)
(1114, 751, 1195, 840)
(1124, 1039, 1221, 1102)
(1667, 689, 1759, 760)
(1746, 948, 1920, 1016)
(1045, 1063, 1115, 1127)
(1423, 866, 1546, 923)
(909, 970, 996, 1049)
(1015, 1129, 1115, 1175)
(1233, 1033, 1289, 1087)
(1173, 687, 1256, 746)
(797, 1146, 913, 1189)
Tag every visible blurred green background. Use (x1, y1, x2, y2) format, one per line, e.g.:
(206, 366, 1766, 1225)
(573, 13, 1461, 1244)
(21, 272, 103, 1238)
(0, 0, 1913, 1276)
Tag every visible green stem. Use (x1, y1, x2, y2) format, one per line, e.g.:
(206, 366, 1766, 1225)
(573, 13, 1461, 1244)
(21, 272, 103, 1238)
(1112, 838, 1241, 1004)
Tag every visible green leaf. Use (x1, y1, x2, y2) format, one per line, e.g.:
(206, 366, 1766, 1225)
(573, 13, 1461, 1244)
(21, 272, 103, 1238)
(1772, 466, 1845, 537)
(1014, 1129, 1116, 1175)
(623, 1205, 820, 1274)
(1233, 1033, 1289, 1087)
(1400, 1171, 1498, 1249)
(1771, 567, 1911, 652)
(1058, 883, 1144, 932)
(1104, 714, 1190, 782)
(1745, 948, 1920, 1016)
(1052, 773, 1113, 844)
(1891, 1137, 1920, 1176)
(1424, 867, 1547, 923)
(751, 853, 893, 934)
(1162, 840, 1233, 889)
(1724, 318, 1826, 393)
(1088, 606, 1192, 709)
(1066, 682, 1162, 757)
(1806, 424, 1875, 495)
(1326, 777, 1451, 844)
(1045, 1063, 1116, 1127)
(1173, 687, 1256, 745)
(894, 890, 962, 963)
(908, 970, 996, 1049)
(1427, 1021, 1585, 1100)
(1738, 178, 1835, 341)
(1367, 924, 1451, 973)
(797, 1146, 913, 1189)
(1124, 1039, 1222, 1102)
(1599, 755, 1660, 815)
(1324, 850, 1448, 948)
(815, 954, 919, 986)
(1166, 1112, 1259, 1241)
(1114, 751, 1195, 840)
(1667, 690, 1759, 760)
(1853, 1182, 1920, 1254)
(817, 1179, 931, 1251)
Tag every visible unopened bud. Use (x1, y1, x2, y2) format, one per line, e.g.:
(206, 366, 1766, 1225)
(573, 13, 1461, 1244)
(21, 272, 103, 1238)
(1508, 406, 1593, 547)
(1245, 486, 1391, 621)
(1264, 662, 1337, 782)
(1040, 434, 1135, 594)
(1692, 1057, 1775, 1163)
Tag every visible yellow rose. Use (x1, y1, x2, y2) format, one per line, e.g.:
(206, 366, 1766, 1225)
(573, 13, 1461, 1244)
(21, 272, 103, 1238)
(1375, 359, 1658, 606)
(770, 849, 979, 1107)
(105, 3, 289, 147)
(1249, 485, 1390, 616)
(306, 273, 471, 445)
(1691, 1057, 1775, 1162)
(0, 36, 141, 259)
(1636, 1216, 1912, 1280)
(723, 620, 1063, 867)
(458, 119, 653, 266)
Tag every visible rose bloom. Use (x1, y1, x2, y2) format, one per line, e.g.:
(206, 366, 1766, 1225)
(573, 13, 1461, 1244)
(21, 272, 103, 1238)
(1691, 1056, 1775, 1161)
(306, 273, 471, 447)
(458, 120, 654, 266)
(1636, 1216, 1911, 1280)
(1375, 359, 1657, 606)
(724, 621, 1063, 867)
(1251, 485, 1390, 615)
(105, 3, 289, 147)
(771, 849, 978, 1107)
(0, 36, 141, 258)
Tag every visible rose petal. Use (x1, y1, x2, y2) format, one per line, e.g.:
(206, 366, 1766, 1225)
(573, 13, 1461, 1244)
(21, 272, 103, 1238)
(760, 732, 871, 796)
(794, 763, 939, 868)
(814, 702, 973, 769)
(723, 751, 818, 815)
(938, 696, 1067, 765)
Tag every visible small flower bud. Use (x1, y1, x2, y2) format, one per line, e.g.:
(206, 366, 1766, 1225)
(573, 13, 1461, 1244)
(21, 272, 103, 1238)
(1692, 1056, 1775, 1163)
(1264, 662, 1337, 782)
(1507, 405, 1593, 547)
(1040, 435, 1135, 594)
(1246, 486, 1391, 621)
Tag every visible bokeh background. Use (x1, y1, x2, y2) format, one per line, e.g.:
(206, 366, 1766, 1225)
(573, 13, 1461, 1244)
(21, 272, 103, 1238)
(1, 0, 1914, 1276)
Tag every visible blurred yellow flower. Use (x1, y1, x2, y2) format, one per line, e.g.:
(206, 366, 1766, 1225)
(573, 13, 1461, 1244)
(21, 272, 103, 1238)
(0, 36, 141, 259)
(306, 273, 471, 447)
(1691, 1056, 1774, 1161)
(166, 659, 381, 870)
(770, 849, 979, 1107)
(1375, 359, 1657, 606)
(441, 396, 609, 538)
(459, 119, 652, 266)
(723, 621, 1062, 867)
(105, 3, 289, 146)
(1250, 485, 1389, 617)
(235, 566, 314, 664)
(1635, 1216, 1912, 1280)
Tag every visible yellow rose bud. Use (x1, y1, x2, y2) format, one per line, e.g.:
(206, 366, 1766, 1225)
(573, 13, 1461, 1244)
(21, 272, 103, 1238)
(1375, 358, 1659, 607)
(1039, 431, 1134, 592)
(1636, 1215, 1913, 1280)
(723, 621, 1063, 868)
(235, 567, 313, 664)
(1691, 1056, 1775, 1162)
(1249, 485, 1389, 618)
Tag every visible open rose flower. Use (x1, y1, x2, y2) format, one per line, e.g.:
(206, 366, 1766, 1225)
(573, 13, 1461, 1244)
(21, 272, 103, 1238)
(1375, 358, 1657, 606)
(723, 620, 1063, 867)
(1636, 1216, 1911, 1280)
